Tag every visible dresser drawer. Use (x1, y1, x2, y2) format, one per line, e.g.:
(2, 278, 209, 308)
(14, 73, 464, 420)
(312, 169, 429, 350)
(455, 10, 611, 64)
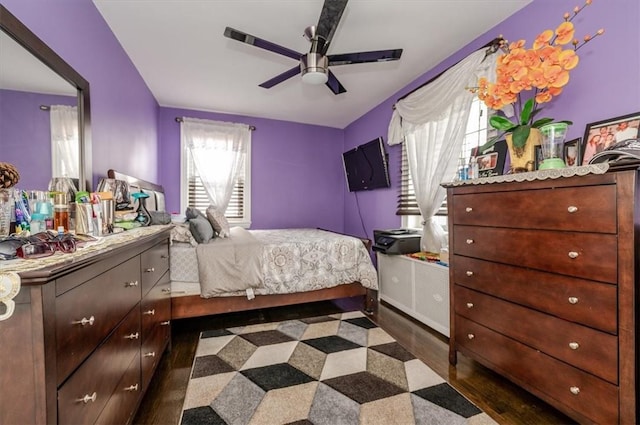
(454, 286, 618, 384)
(56, 256, 141, 383)
(141, 321, 170, 390)
(452, 256, 617, 333)
(455, 316, 618, 424)
(452, 225, 617, 283)
(95, 353, 141, 425)
(140, 240, 169, 296)
(450, 185, 616, 233)
(58, 306, 141, 425)
(141, 271, 171, 338)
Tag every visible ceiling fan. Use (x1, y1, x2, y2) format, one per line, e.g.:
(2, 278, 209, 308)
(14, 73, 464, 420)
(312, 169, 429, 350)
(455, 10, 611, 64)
(223, 0, 402, 95)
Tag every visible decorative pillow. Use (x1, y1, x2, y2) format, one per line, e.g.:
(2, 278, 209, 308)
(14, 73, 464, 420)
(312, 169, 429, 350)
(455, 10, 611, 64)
(206, 205, 231, 238)
(188, 215, 215, 243)
(185, 206, 206, 220)
(170, 223, 197, 246)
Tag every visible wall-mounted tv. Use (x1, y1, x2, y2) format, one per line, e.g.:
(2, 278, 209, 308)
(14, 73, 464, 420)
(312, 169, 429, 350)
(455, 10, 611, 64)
(342, 136, 390, 192)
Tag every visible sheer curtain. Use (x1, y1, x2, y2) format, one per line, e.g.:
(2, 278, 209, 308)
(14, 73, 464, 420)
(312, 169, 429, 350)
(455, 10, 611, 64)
(387, 49, 497, 252)
(50, 105, 79, 178)
(181, 118, 250, 211)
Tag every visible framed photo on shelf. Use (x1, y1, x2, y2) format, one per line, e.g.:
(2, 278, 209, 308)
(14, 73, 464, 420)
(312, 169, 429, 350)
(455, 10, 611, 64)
(564, 138, 581, 167)
(581, 111, 640, 165)
(471, 139, 508, 177)
(534, 145, 543, 170)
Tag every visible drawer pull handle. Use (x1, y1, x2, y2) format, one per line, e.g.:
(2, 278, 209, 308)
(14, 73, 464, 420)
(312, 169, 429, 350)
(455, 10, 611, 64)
(570, 386, 580, 395)
(568, 251, 579, 259)
(568, 297, 579, 304)
(466, 239, 474, 245)
(567, 206, 578, 213)
(124, 332, 139, 340)
(124, 384, 139, 392)
(465, 207, 473, 213)
(466, 303, 474, 309)
(161, 254, 168, 259)
(145, 267, 155, 273)
(467, 333, 475, 340)
(72, 316, 95, 326)
(465, 271, 473, 276)
(144, 352, 156, 358)
(161, 320, 171, 326)
(161, 288, 172, 294)
(125, 280, 139, 288)
(77, 392, 97, 403)
(569, 342, 580, 350)
(143, 309, 155, 316)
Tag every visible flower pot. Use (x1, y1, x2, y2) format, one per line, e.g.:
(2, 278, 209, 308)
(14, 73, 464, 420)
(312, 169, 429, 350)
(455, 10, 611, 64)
(505, 128, 542, 173)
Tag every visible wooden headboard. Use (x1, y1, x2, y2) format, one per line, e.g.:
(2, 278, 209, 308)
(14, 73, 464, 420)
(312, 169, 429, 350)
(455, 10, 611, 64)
(106, 169, 165, 212)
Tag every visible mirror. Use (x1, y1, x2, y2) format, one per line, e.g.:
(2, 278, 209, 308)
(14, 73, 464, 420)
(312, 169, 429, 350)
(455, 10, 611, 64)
(0, 4, 91, 192)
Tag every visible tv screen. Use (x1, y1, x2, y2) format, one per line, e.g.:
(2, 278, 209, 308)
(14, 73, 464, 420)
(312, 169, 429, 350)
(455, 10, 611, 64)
(342, 137, 390, 192)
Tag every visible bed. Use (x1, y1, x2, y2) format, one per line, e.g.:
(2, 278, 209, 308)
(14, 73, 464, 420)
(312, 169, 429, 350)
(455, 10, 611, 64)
(106, 170, 378, 320)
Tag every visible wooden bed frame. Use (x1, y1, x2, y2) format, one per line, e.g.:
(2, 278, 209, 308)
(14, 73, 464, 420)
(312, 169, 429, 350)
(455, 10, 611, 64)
(106, 169, 377, 320)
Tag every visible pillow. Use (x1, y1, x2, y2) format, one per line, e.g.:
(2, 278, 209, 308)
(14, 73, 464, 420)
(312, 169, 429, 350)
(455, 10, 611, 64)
(170, 223, 197, 246)
(188, 215, 215, 243)
(185, 206, 206, 220)
(206, 205, 231, 238)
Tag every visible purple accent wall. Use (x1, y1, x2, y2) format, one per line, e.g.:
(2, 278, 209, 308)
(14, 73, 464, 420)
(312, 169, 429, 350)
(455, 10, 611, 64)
(344, 0, 640, 240)
(158, 108, 346, 232)
(2, 0, 160, 186)
(0, 89, 76, 189)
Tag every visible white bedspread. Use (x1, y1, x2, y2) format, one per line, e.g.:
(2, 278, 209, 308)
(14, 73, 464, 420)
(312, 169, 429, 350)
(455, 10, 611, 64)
(194, 228, 378, 298)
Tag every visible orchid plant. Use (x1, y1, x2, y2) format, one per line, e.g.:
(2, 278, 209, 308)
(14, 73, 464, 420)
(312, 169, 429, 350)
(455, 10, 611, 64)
(474, 0, 604, 150)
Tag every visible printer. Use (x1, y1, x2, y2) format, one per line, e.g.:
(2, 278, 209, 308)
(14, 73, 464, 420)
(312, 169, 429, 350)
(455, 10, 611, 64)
(372, 229, 421, 255)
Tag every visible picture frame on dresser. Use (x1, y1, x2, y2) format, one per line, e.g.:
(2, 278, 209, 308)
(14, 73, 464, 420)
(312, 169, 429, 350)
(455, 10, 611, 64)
(582, 111, 640, 165)
(563, 138, 580, 167)
(534, 145, 543, 170)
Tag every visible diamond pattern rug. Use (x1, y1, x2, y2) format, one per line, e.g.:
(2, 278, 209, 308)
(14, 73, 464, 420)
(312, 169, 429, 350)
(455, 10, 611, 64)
(180, 311, 496, 425)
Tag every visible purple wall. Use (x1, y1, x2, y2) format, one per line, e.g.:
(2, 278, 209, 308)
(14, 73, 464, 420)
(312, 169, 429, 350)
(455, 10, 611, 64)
(344, 0, 640, 239)
(2, 0, 160, 186)
(158, 108, 346, 232)
(1, 89, 76, 189)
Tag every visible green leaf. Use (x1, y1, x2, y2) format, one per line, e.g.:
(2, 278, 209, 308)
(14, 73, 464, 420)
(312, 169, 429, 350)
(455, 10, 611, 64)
(531, 118, 554, 128)
(489, 115, 517, 131)
(520, 98, 535, 125)
(512, 125, 531, 148)
(478, 134, 502, 152)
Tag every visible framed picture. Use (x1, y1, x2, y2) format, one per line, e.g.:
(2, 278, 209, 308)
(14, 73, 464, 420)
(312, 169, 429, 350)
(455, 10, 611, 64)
(564, 138, 581, 167)
(581, 111, 640, 165)
(534, 145, 543, 170)
(471, 139, 508, 177)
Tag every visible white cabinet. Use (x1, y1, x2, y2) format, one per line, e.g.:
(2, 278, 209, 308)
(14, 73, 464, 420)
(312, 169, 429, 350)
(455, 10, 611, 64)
(377, 253, 449, 337)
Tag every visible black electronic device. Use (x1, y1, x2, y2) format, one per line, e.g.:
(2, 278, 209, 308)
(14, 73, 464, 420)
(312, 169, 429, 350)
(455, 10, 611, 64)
(372, 229, 421, 255)
(342, 137, 390, 192)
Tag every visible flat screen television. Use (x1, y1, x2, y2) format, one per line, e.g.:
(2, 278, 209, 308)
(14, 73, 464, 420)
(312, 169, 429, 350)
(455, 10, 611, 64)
(342, 137, 391, 192)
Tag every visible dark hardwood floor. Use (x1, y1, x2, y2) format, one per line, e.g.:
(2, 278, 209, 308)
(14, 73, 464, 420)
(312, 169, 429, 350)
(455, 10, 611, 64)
(133, 297, 575, 425)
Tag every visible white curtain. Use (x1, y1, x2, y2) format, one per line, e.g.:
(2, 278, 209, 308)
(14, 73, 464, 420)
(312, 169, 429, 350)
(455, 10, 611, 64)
(181, 118, 250, 211)
(50, 105, 79, 178)
(387, 49, 497, 252)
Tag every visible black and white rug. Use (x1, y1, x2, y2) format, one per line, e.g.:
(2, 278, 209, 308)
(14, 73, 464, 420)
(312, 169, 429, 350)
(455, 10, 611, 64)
(180, 311, 496, 424)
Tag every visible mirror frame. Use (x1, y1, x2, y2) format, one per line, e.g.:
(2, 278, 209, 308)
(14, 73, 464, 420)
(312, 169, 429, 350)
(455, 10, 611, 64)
(0, 4, 91, 191)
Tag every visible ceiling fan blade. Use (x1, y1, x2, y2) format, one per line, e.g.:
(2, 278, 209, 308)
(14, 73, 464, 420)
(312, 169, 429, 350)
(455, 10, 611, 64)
(325, 70, 346, 95)
(259, 65, 301, 89)
(315, 0, 348, 55)
(328, 49, 403, 66)
(224, 27, 302, 61)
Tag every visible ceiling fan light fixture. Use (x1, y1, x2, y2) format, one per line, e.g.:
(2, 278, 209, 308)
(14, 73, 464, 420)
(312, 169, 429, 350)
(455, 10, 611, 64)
(301, 53, 328, 85)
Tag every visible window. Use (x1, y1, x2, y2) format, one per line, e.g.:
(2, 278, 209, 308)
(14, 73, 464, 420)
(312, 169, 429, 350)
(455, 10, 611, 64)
(180, 120, 251, 227)
(399, 96, 491, 230)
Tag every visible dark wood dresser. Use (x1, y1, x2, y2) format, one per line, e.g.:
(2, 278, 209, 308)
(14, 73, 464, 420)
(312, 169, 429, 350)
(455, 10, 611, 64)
(0, 227, 171, 425)
(446, 170, 637, 424)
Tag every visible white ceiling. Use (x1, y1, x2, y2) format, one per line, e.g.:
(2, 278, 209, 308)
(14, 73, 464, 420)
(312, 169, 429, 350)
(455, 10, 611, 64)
(93, 0, 531, 129)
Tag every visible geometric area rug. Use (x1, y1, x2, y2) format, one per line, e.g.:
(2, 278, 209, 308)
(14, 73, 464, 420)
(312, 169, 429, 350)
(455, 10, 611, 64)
(180, 311, 497, 425)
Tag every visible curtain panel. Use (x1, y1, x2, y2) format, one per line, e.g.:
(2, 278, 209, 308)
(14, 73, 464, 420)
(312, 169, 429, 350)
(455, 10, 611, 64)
(387, 49, 497, 253)
(50, 105, 79, 179)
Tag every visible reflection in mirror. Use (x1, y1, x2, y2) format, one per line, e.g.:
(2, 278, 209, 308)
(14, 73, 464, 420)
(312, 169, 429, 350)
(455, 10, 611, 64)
(0, 4, 91, 192)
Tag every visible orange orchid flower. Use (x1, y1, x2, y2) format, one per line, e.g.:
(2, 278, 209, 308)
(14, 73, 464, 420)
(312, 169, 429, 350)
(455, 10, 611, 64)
(555, 21, 575, 45)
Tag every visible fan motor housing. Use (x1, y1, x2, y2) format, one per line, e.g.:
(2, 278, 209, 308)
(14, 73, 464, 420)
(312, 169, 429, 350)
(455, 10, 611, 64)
(301, 53, 328, 84)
